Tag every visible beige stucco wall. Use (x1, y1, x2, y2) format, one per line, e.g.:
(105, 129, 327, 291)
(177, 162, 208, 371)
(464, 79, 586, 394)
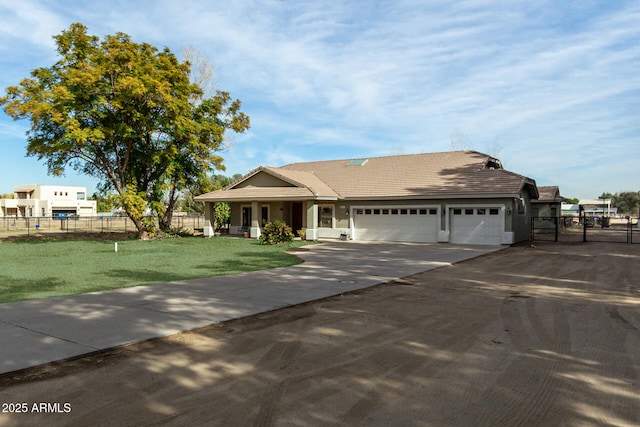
(237, 173, 293, 188)
(223, 196, 533, 244)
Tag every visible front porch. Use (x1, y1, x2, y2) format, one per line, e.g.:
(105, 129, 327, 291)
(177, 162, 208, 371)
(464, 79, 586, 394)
(203, 200, 348, 240)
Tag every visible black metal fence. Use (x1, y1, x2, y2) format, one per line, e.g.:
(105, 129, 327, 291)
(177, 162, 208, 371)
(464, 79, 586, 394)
(531, 216, 639, 244)
(0, 215, 205, 237)
(530, 217, 560, 242)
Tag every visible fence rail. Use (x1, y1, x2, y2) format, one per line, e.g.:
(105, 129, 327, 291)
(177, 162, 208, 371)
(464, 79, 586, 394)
(530, 216, 639, 244)
(0, 215, 205, 237)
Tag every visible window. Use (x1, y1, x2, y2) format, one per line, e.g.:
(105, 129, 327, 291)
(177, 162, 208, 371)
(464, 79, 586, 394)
(382, 209, 389, 215)
(490, 208, 499, 215)
(453, 209, 462, 215)
(373, 209, 381, 215)
(356, 209, 364, 215)
(429, 208, 437, 215)
(477, 209, 486, 215)
(391, 209, 398, 215)
(400, 209, 408, 215)
(77, 192, 85, 200)
(409, 209, 417, 215)
(419, 209, 427, 215)
(465, 209, 474, 215)
(261, 206, 270, 227)
(318, 205, 333, 228)
(364, 209, 372, 215)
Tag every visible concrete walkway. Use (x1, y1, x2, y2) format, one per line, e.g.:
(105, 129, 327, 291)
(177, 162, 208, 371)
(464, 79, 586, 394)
(0, 241, 503, 375)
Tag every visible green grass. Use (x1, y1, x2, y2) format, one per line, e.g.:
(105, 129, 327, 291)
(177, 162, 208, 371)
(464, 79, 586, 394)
(0, 237, 313, 304)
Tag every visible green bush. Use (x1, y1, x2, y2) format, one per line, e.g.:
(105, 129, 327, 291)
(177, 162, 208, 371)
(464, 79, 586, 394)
(260, 220, 294, 245)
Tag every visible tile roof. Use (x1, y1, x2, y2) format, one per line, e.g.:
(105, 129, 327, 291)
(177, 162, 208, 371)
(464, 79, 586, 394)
(196, 150, 537, 202)
(195, 186, 318, 202)
(534, 186, 563, 202)
(280, 150, 535, 199)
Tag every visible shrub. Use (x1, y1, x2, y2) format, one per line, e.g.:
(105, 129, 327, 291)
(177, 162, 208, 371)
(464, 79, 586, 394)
(297, 229, 306, 240)
(260, 220, 294, 245)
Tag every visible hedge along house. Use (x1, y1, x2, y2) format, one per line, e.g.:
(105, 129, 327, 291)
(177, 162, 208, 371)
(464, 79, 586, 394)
(195, 151, 539, 245)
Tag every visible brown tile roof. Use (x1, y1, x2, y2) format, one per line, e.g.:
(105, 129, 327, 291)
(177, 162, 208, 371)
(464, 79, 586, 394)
(261, 167, 340, 198)
(196, 150, 537, 202)
(195, 186, 318, 202)
(534, 186, 562, 202)
(280, 151, 535, 199)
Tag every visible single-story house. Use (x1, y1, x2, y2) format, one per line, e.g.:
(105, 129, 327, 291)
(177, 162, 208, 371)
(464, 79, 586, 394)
(531, 186, 563, 218)
(195, 150, 539, 245)
(531, 185, 564, 230)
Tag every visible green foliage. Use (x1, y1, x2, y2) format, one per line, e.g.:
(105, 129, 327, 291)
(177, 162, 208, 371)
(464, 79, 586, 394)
(564, 197, 579, 204)
(609, 191, 640, 215)
(0, 22, 249, 238)
(260, 220, 295, 245)
(297, 229, 306, 240)
(213, 202, 231, 231)
(92, 191, 118, 212)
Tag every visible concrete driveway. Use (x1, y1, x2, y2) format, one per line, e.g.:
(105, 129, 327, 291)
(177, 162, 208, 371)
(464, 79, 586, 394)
(0, 241, 502, 374)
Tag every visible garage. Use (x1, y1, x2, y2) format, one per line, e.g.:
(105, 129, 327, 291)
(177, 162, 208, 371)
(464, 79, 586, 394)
(450, 207, 503, 245)
(353, 207, 439, 242)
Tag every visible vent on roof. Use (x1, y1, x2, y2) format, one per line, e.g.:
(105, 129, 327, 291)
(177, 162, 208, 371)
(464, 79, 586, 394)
(347, 158, 368, 166)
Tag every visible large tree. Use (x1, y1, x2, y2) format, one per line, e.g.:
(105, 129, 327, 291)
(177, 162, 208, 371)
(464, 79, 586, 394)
(0, 23, 249, 239)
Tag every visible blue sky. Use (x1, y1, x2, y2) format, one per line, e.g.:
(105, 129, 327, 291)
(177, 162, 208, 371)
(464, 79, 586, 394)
(1, 0, 639, 199)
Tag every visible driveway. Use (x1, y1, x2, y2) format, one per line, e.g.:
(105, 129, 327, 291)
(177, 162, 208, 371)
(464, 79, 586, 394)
(0, 241, 500, 374)
(1, 242, 639, 426)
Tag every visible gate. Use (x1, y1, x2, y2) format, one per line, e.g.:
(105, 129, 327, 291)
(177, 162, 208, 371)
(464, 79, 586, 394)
(530, 217, 559, 242)
(531, 216, 638, 244)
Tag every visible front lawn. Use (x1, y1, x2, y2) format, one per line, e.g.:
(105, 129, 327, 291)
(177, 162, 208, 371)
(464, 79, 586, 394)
(0, 237, 312, 304)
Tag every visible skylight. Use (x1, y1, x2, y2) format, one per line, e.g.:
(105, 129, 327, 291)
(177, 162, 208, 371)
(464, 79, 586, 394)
(347, 158, 368, 166)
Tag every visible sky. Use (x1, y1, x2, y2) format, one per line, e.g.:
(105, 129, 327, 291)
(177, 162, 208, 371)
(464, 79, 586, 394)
(0, 0, 639, 200)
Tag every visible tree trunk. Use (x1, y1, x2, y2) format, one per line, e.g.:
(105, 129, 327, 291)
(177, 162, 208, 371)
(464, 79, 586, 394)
(130, 216, 150, 240)
(158, 187, 179, 232)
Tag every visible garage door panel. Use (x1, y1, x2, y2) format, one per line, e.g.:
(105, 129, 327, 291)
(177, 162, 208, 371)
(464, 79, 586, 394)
(450, 208, 503, 245)
(354, 209, 438, 243)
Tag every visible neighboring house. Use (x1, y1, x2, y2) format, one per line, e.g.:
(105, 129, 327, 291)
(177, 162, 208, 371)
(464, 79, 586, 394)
(561, 203, 580, 218)
(0, 185, 97, 218)
(532, 186, 563, 218)
(578, 198, 617, 217)
(195, 151, 539, 245)
(531, 186, 564, 230)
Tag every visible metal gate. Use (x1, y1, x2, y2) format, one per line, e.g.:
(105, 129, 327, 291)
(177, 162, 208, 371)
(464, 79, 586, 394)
(531, 216, 639, 244)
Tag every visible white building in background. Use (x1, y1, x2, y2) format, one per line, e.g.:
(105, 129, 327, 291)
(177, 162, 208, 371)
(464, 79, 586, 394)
(0, 185, 97, 218)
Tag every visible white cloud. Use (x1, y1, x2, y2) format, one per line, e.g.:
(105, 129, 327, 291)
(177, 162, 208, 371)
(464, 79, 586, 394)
(0, 0, 638, 198)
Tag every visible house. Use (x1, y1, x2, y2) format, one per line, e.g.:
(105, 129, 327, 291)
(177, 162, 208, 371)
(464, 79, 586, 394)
(531, 186, 564, 230)
(195, 150, 539, 245)
(578, 198, 617, 217)
(531, 186, 563, 218)
(0, 185, 97, 218)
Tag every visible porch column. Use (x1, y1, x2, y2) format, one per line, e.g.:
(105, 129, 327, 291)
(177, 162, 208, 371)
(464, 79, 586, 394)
(203, 202, 214, 237)
(250, 201, 260, 238)
(305, 201, 318, 240)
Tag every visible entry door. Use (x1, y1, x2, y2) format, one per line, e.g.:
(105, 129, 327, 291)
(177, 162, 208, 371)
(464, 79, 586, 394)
(242, 206, 251, 228)
(292, 202, 303, 232)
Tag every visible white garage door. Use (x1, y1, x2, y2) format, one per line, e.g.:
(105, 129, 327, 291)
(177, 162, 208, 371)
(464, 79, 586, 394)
(353, 207, 439, 242)
(450, 207, 503, 245)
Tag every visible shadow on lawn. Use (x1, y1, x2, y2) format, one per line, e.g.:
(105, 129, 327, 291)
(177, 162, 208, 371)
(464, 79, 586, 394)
(0, 276, 68, 303)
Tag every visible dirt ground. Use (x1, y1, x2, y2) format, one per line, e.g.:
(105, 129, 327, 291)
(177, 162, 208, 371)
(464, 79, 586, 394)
(1, 241, 639, 426)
